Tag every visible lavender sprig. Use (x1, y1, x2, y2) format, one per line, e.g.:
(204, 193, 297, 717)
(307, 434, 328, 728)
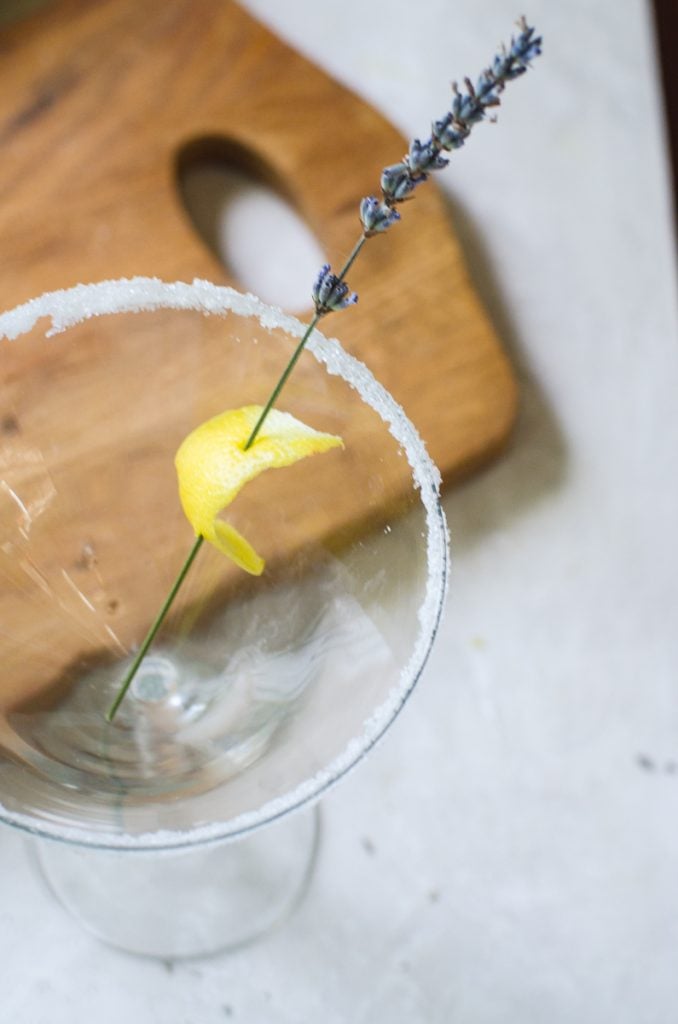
(315, 16, 542, 318)
(106, 18, 541, 721)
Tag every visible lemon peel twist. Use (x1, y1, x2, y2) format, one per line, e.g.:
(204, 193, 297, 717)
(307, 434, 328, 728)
(105, 405, 343, 722)
(175, 405, 343, 575)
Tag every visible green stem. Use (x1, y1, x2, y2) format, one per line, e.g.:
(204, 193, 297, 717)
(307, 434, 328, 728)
(339, 233, 368, 279)
(244, 314, 320, 450)
(107, 233, 369, 720)
(244, 233, 367, 450)
(106, 534, 204, 722)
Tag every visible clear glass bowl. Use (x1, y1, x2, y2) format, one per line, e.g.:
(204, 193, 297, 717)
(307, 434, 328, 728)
(0, 278, 448, 953)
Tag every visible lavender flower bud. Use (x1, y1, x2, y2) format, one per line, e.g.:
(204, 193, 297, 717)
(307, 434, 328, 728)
(312, 264, 358, 316)
(407, 138, 449, 175)
(360, 196, 401, 235)
(475, 69, 501, 106)
(381, 162, 424, 203)
(511, 18, 542, 70)
(492, 49, 512, 84)
(431, 115, 470, 152)
(453, 79, 485, 125)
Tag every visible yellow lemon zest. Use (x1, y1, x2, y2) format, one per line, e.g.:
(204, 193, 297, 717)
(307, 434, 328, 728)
(175, 406, 343, 575)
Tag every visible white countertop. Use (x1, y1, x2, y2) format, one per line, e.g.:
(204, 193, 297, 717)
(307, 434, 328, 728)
(2, 0, 678, 1021)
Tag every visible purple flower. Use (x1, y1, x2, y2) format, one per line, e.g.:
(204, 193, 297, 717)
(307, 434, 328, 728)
(431, 115, 470, 151)
(312, 264, 358, 316)
(452, 79, 486, 125)
(406, 138, 449, 175)
(380, 162, 426, 203)
(509, 18, 542, 73)
(360, 196, 401, 235)
(475, 68, 502, 106)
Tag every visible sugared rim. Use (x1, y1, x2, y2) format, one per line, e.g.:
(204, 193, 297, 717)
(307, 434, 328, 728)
(0, 278, 449, 851)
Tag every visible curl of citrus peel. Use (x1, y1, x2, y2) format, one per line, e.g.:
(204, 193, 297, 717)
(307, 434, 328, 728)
(175, 405, 343, 575)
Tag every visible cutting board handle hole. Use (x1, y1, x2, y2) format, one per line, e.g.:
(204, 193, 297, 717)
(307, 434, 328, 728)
(176, 137, 325, 311)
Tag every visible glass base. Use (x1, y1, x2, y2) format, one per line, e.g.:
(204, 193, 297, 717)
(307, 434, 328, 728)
(32, 806, 320, 959)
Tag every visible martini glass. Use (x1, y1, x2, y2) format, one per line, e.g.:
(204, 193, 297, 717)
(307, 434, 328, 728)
(0, 278, 448, 957)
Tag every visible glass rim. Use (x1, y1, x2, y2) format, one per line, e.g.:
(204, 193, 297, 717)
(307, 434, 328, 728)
(0, 277, 450, 851)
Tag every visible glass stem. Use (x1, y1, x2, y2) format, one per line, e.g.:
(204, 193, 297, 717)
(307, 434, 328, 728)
(107, 232, 368, 721)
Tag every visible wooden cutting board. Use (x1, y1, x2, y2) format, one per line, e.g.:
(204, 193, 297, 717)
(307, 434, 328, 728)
(0, 0, 516, 487)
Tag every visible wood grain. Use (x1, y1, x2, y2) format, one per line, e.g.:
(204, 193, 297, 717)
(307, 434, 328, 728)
(0, 0, 517, 710)
(0, 0, 517, 481)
